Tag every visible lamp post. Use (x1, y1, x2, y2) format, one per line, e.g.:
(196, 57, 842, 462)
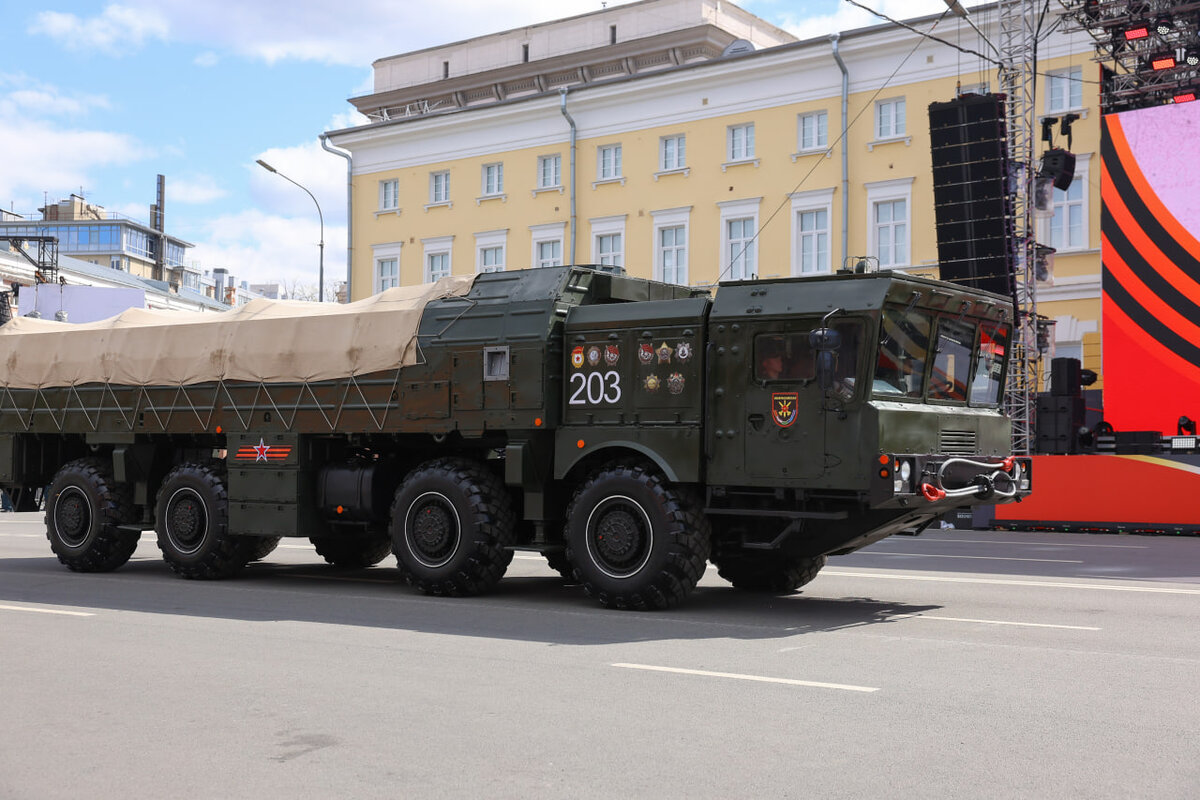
(256, 159, 324, 302)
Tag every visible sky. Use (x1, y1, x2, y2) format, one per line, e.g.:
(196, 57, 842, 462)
(3, 0, 988, 292)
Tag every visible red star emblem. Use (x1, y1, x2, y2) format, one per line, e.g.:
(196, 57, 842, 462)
(252, 438, 270, 462)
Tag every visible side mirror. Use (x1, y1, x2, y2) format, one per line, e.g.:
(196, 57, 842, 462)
(809, 327, 841, 391)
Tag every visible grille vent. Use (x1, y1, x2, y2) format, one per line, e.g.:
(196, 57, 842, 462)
(940, 429, 977, 455)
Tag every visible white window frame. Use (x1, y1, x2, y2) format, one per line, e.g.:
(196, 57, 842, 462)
(659, 134, 687, 172)
(421, 235, 453, 283)
(718, 197, 761, 281)
(529, 222, 566, 268)
(1040, 153, 1091, 253)
(535, 154, 562, 193)
(724, 123, 758, 170)
(873, 97, 908, 144)
(789, 188, 835, 276)
(378, 178, 399, 212)
(595, 144, 624, 185)
(1046, 66, 1084, 114)
(797, 111, 828, 153)
(478, 162, 505, 203)
(650, 206, 691, 285)
(865, 178, 914, 271)
(427, 171, 451, 209)
(474, 229, 507, 274)
(590, 214, 626, 268)
(371, 241, 404, 294)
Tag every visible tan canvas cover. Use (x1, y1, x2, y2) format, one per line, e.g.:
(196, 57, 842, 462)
(0, 275, 474, 389)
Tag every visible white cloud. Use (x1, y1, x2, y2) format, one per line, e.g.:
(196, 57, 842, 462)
(251, 140, 348, 227)
(29, 4, 170, 56)
(169, 175, 228, 205)
(187, 208, 347, 288)
(773, 0, 994, 42)
(193, 51, 219, 67)
(0, 74, 109, 117)
(0, 119, 145, 210)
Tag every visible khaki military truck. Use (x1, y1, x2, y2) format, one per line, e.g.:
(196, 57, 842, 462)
(0, 265, 1029, 609)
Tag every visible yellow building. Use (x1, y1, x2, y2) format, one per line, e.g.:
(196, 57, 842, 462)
(326, 0, 1101, 381)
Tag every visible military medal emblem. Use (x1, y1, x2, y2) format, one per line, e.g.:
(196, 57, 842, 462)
(656, 342, 674, 363)
(667, 372, 685, 394)
(587, 346, 602, 366)
(676, 342, 692, 362)
(771, 392, 799, 428)
(638, 343, 654, 364)
(571, 346, 584, 369)
(644, 374, 661, 392)
(605, 345, 620, 366)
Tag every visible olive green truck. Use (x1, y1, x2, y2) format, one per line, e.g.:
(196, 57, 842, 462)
(0, 265, 1030, 609)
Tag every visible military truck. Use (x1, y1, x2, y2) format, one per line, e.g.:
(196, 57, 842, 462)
(0, 265, 1029, 609)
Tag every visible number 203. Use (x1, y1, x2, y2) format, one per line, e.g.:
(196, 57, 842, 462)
(568, 370, 621, 405)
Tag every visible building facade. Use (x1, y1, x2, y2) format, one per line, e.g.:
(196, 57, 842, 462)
(327, 0, 1102, 383)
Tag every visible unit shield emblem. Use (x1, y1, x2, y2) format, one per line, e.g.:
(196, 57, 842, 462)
(771, 392, 799, 428)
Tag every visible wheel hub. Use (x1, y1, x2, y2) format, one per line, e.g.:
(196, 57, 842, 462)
(166, 489, 208, 554)
(53, 488, 92, 547)
(406, 492, 460, 568)
(587, 497, 651, 578)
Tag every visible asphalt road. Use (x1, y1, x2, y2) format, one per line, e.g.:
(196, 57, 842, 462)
(1, 512, 1197, 799)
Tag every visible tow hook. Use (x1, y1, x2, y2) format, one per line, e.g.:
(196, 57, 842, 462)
(920, 483, 947, 502)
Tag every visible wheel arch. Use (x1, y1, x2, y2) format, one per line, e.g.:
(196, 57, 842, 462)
(555, 442, 682, 487)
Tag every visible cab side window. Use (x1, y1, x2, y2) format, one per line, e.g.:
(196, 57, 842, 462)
(754, 333, 815, 382)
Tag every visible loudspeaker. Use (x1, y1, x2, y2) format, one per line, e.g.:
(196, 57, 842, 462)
(1050, 357, 1081, 396)
(928, 93, 1014, 297)
(1040, 148, 1076, 191)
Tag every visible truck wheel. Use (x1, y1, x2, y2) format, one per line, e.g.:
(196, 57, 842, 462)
(713, 553, 827, 594)
(564, 463, 710, 610)
(45, 458, 139, 572)
(310, 531, 392, 567)
(155, 463, 251, 579)
(389, 458, 515, 596)
(248, 536, 282, 562)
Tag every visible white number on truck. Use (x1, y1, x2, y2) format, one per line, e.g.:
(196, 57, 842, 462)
(569, 371, 621, 405)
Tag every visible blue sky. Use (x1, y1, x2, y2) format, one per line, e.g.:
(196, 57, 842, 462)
(3, 1, 975, 290)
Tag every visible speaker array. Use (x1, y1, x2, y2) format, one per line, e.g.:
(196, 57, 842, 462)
(927, 94, 1015, 297)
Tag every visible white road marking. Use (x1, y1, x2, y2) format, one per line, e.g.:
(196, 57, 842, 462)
(894, 614, 1100, 631)
(899, 538, 1149, 549)
(863, 553, 1084, 564)
(823, 570, 1200, 595)
(612, 663, 879, 693)
(279, 544, 312, 550)
(0, 604, 94, 617)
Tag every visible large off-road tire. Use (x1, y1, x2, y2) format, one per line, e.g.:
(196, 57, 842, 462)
(155, 462, 251, 579)
(310, 530, 392, 567)
(389, 458, 516, 596)
(248, 536, 282, 562)
(713, 553, 827, 594)
(564, 463, 710, 610)
(44, 458, 139, 572)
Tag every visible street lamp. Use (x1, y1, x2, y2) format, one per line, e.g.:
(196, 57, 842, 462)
(256, 158, 325, 302)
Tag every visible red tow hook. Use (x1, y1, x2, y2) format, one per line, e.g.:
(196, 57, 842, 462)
(1000, 456, 1015, 472)
(921, 483, 947, 502)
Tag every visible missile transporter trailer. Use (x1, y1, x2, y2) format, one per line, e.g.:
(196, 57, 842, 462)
(0, 265, 1030, 609)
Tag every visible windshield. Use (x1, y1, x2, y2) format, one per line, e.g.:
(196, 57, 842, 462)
(874, 306, 931, 398)
(928, 319, 973, 403)
(968, 323, 1009, 405)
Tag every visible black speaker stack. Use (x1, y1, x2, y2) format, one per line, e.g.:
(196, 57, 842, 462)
(1036, 357, 1086, 454)
(927, 93, 1015, 298)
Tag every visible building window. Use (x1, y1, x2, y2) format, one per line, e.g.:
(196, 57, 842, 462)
(478, 246, 504, 273)
(726, 218, 756, 280)
(658, 226, 687, 285)
(798, 209, 830, 274)
(660, 135, 686, 171)
(537, 240, 562, 268)
(1047, 66, 1083, 113)
(1044, 155, 1089, 252)
(427, 252, 450, 281)
(728, 123, 755, 161)
(875, 98, 906, 140)
(598, 144, 622, 180)
(430, 171, 450, 204)
(874, 199, 908, 268)
(482, 163, 504, 196)
(798, 111, 827, 151)
(596, 234, 622, 267)
(376, 258, 399, 291)
(537, 154, 561, 189)
(110, 256, 123, 271)
(379, 179, 398, 211)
